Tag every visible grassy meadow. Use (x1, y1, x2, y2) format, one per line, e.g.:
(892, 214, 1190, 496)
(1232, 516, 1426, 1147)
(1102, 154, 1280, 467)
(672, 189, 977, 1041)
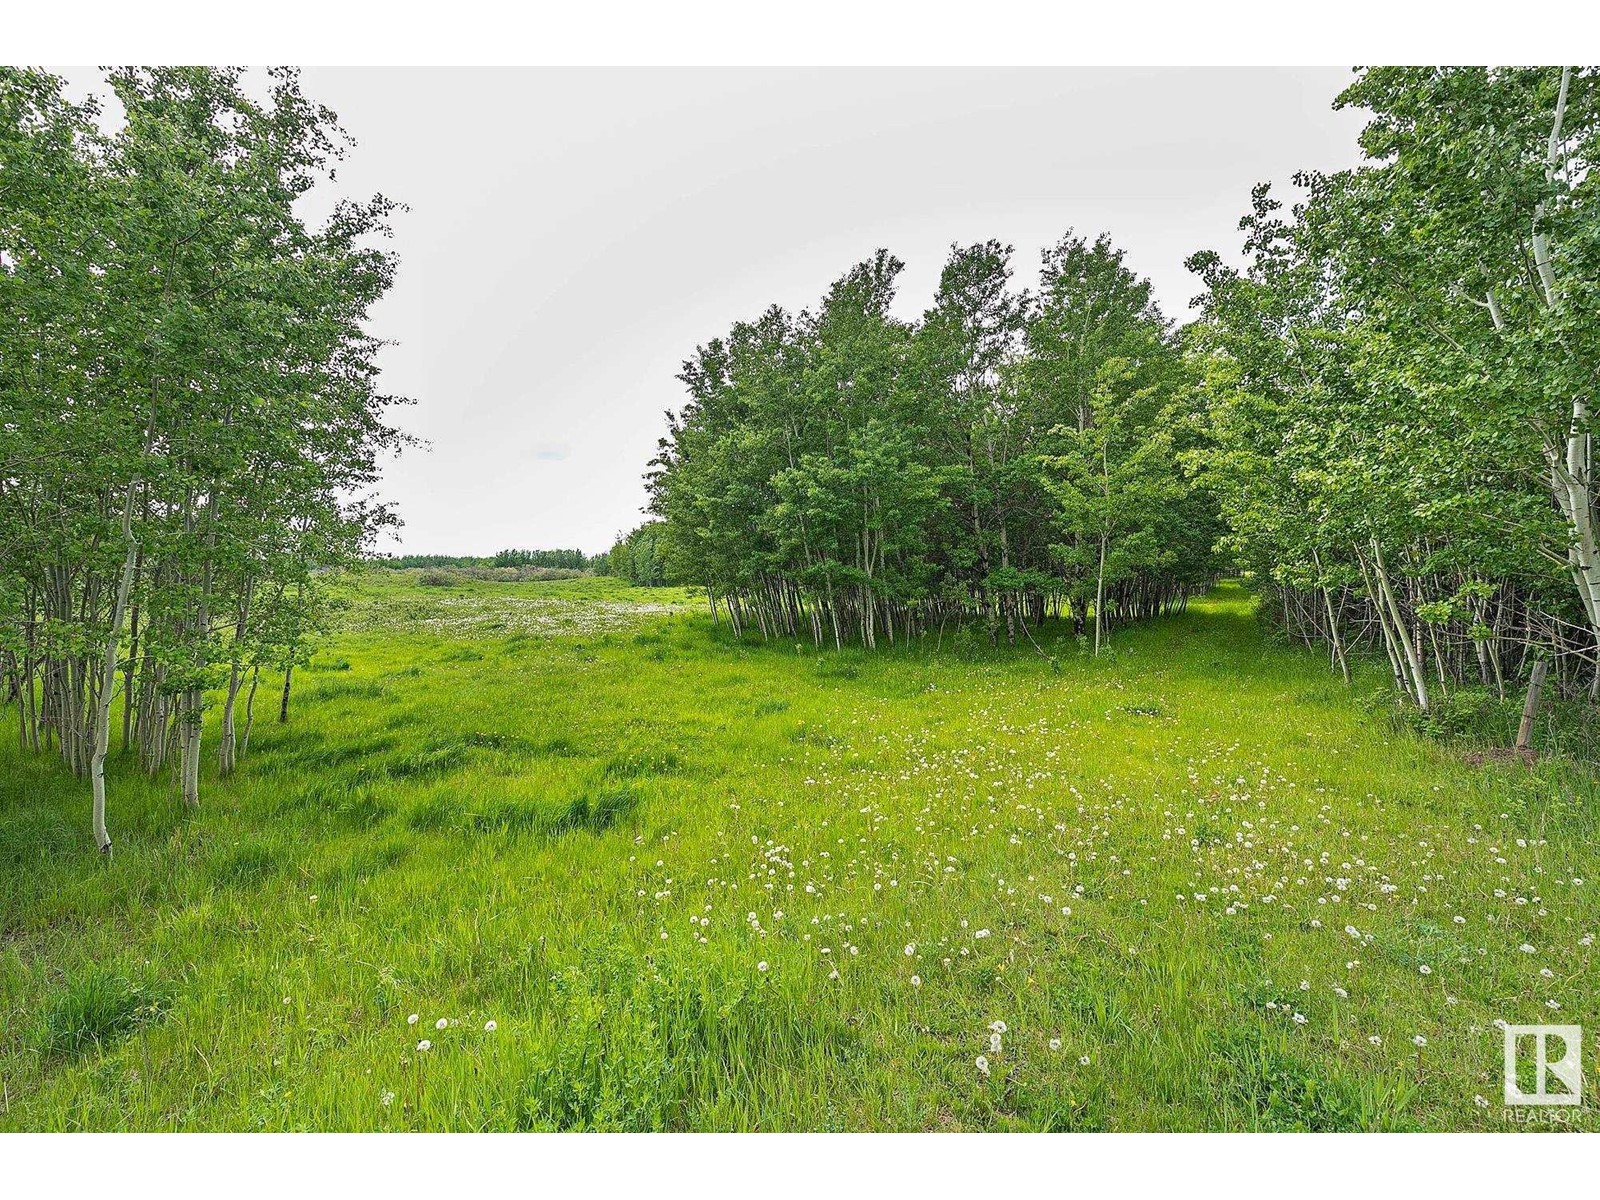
(1, 574, 1596, 1131)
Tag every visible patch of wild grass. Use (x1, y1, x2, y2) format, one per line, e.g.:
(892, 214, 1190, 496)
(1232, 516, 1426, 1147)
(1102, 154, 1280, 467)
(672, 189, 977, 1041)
(39, 969, 173, 1057)
(0, 578, 1594, 1130)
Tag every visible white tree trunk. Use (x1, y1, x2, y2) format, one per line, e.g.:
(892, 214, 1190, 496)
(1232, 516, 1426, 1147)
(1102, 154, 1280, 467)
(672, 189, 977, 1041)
(90, 488, 140, 857)
(1547, 422, 1600, 649)
(1310, 548, 1350, 685)
(1525, 68, 1600, 654)
(1370, 540, 1429, 711)
(1530, 67, 1571, 307)
(181, 690, 202, 808)
(1093, 532, 1107, 656)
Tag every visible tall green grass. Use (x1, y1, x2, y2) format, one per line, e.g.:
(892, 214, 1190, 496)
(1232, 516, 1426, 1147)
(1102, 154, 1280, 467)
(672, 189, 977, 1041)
(1, 578, 1594, 1129)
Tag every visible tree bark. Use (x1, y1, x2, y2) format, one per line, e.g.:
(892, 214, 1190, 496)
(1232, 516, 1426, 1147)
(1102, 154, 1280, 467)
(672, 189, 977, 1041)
(89, 487, 140, 858)
(1093, 531, 1107, 656)
(1516, 659, 1548, 752)
(1371, 540, 1429, 711)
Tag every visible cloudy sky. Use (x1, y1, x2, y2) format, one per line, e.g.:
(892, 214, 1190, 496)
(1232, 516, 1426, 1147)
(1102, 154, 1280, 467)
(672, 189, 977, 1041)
(66, 67, 1371, 556)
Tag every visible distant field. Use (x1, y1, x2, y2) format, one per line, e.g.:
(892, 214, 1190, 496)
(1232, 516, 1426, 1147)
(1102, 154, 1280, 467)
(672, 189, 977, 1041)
(2, 576, 1595, 1130)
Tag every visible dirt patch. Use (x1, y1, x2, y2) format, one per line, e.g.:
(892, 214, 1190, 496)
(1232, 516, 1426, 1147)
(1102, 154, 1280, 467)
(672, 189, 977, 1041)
(1463, 746, 1539, 767)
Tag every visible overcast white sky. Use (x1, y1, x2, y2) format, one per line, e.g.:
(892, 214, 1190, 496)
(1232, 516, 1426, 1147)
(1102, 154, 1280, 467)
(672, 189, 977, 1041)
(63, 67, 1370, 557)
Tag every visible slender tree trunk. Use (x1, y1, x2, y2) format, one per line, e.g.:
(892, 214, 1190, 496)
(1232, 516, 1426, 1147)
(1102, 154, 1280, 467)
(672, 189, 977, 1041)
(1516, 659, 1549, 752)
(1529, 67, 1570, 309)
(121, 548, 141, 755)
(90, 488, 140, 857)
(1371, 540, 1429, 711)
(220, 665, 242, 776)
(1311, 549, 1351, 686)
(219, 580, 253, 777)
(241, 664, 261, 757)
(180, 689, 201, 809)
(1358, 546, 1413, 703)
(89, 390, 160, 849)
(1093, 531, 1107, 656)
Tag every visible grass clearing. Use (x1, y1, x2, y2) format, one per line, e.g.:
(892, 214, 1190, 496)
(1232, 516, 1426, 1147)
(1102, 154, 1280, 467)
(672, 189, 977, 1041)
(1, 576, 1595, 1130)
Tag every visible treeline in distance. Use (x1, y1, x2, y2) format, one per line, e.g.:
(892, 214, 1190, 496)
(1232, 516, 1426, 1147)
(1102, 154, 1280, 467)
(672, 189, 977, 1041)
(377, 548, 595, 570)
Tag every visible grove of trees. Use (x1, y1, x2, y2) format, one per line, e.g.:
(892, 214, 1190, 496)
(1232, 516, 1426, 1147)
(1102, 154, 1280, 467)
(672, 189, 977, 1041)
(1188, 66, 1600, 707)
(647, 237, 1222, 650)
(601, 522, 669, 587)
(648, 64, 1600, 724)
(0, 67, 407, 853)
